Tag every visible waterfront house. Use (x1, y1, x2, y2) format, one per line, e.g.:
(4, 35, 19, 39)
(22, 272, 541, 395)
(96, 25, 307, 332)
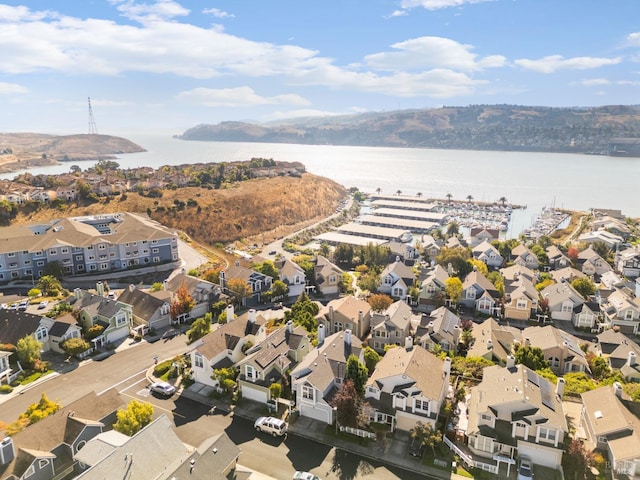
(578, 230, 624, 250)
(317, 295, 371, 340)
(468, 228, 500, 248)
(369, 300, 416, 353)
(580, 384, 640, 478)
(466, 360, 567, 470)
(419, 234, 441, 260)
(313, 255, 344, 296)
(510, 243, 540, 270)
(387, 241, 420, 263)
(236, 320, 309, 404)
(378, 256, 416, 301)
(291, 328, 364, 424)
(471, 240, 503, 269)
(364, 346, 451, 432)
(189, 307, 267, 389)
(415, 306, 461, 354)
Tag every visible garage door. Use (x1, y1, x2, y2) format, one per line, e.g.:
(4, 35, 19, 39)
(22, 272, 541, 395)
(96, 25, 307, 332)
(300, 403, 331, 423)
(242, 385, 268, 404)
(517, 443, 562, 469)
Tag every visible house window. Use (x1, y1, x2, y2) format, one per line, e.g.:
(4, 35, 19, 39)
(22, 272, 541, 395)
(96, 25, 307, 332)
(115, 313, 128, 327)
(414, 399, 428, 412)
(334, 322, 343, 333)
(49, 249, 57, 255)
(561, 302, 573, 313)
(7, 252, 15, 258)
(625, 310, 634, 320)
(152, 240, 158, 244)
(100, 263, 108, 270)
(153, 257, 160, 263)
(473, 435, 494, 453)
(481, 414, 492, 421)
(539, 427, 557, 443)
(38, 459, 49, 469)
(98, 244, 106, 250)
(37, 261, 45, 266)
(549, 357, 560, 368)
(35, 326, 48, 341)
(328, 275, 336, 284)
(194, 353, 204, 369)
(426, 284, 436, 294)
(246, 365, 256, 381)
(516, 299, 528, 310)
(77, 265, 84, 271)
(152, 248, 159, 254)
(465, 289, 476, 300)
(302, 385, 314, 400)
(61, 248, 69, 254)
(383, 276, 392, 285)
(24, 465, 35, 477)
(161, 304, 170, 315)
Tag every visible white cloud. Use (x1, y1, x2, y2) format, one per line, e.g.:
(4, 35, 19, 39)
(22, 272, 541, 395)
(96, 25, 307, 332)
(627, 32, 640, 45)
(514, 55, 621, 73)
(387, 10, 408, 18)
(109, 0, 189, 22)
(571, 78, 610, 87)
(176, 86, 311, 107)
(400, 0, 494, 11)
(202, 8, 234, 19)
(0, 82, 28, 94)
(364, 36, 505, 72)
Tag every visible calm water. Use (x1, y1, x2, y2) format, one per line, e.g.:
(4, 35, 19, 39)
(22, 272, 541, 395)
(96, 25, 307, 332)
(3, 132, 639, 235)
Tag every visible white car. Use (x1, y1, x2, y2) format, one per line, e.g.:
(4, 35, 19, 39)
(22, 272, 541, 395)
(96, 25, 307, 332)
(517, 455, 534, 480)
(150, 381, 176, 397)
(38, 301, 49, 309)
(254, 416, 287, 437)
(294, 472, 320, 480)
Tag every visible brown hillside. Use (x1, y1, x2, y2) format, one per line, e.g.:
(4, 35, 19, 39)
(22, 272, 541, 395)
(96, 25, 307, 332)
(13, 173, 347, 245)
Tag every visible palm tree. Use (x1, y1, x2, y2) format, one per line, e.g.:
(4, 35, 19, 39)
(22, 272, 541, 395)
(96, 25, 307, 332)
(466, 194, 474, 204)
(498, 196, 507, 207)
(396, 189, 402, 196)
(445, 193, 453, 205)
(375, 187, 381, 195)
(416, 192, 423, 198)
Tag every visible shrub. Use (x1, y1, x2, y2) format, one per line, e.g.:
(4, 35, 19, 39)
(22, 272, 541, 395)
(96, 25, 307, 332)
(0, 384, 13, 394)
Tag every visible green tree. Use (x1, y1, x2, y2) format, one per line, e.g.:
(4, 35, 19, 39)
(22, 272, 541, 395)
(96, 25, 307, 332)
(468, 258, 488, 275)
(513, 344, 548, 371)
(113, 399, 154, 436)
(16, 335, 43, 370)
(27, 288, 42, 298)
(38, 274, 63, 296)
(254, 260, 279, 280)
(436, 246, 472, 278)
(61, 338, 90, 356)
(571, 277, 596, 299)
(446, 221, 459, 237)
(213, 367, 238, 395)
(345, 354, 368, 396)
(357, 271, 380, 293)
(363, 346, 381, 373)
(269, 382, 282, 400)
(271, 279, 288, 299)
(226, 278, 252, 305)
(332, 379, 363, 428)
(565, 438, 594, 480)
(451, 356, 494, 379)
(367, 293, 393, 312)
(445, 277, 463, 304)
(284, 292, 319, 333)
(149, 282, 163, 292)
(410, 421, 442, 457)
(187, 314, 212, 343)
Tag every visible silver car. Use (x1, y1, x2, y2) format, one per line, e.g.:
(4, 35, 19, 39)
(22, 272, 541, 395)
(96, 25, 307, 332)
(150, 381, 176, 397)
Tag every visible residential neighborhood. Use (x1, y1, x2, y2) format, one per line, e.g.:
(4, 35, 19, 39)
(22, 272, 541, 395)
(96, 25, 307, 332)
(1, 198, 640, 480)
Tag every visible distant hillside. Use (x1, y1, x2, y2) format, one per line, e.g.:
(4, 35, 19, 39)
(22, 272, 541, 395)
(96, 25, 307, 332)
(177, 104, 640, 155)
(0, 133, 145, 173)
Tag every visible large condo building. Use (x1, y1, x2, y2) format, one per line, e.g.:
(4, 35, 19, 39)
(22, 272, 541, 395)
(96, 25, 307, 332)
(0, 212, 179, 281)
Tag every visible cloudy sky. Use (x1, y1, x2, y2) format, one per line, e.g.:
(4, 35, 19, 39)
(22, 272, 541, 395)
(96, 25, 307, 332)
(0, 0, 638, 134)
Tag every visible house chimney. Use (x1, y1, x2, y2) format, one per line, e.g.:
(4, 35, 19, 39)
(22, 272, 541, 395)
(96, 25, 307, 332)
(248, 308, 256, 324)
(129, 284, 135, 293)
(344, 329, 352, 347)
(628, 351, 637, 367)
(74, 288, 82, 300)
(556, 377, 565, 398)
(226, 304, 235, 321)
(329, 305, 334, 322)
(286, 320, 293, 334)
(427, 321, 434, 334)
(163, 280, 168, 291)
(506, 354, 515, 369)
(0, 437, 15, 466)
(405, 336, 413, 350)
(524, 337, 531, 347)
(443, 357, 451, 376)
(317, 324, 325, 346)
(613, 381, 623, 399)
(96, 281, 104, 296)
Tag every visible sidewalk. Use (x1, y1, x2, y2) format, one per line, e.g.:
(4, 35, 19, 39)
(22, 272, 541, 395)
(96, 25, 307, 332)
(179, 383, 468, 480)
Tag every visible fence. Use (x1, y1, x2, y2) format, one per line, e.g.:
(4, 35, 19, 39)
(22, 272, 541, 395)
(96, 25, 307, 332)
(443, 435, 498, 474)
(339, 425, 377, 440)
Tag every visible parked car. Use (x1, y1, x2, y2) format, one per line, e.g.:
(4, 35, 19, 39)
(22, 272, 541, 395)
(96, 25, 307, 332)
(517, 455, 533, 480)
(254, 416, 287, 437)
(293, 472, 320, 480)
(162, 329, 180, 340)
(150, 381, 176, 397)
(38, 301, 49, 309)
(409, 435, 425, 458)
(18, 300, 29, 311)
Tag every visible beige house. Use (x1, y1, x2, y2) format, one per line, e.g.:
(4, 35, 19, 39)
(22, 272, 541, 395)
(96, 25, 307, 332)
(521, 325, 590, 375)
(467, 317, 520, 363)
(503, 274, 538, 321)
(317, 295, 372, 340)
(313, 255, 344, 296)
(370, 300, 416, 353)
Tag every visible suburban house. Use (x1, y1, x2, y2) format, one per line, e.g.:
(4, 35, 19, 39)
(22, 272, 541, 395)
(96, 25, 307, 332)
(378, 257, 416, 301)
(419, 235, 441, 260)
(291, 328, 364, 424)
(369, 300, 416, 353)
(572, 302, 601, 330)
(510, 243, 540, 270)
(418, 264, 449, 311)
(460, 270, 501, 316)
(273, 257, 307, 300)
(387, 241, 420, 263)
(164, 432, 241, 480)
(74, 415, 190, 479)
(317, 295, 372, 340)
(69, 289, 133, 346)
(600, 288, 640, 335)
(540, 282, 586, 323)
(503, 273, 538, 321)
(596, 329, 640, 382)
(164, 273, 219, 320)
(549, 266, 586, 284)
(189, 307, 267, 389)
(313, 255, 344, 296)
(117, 285, 172, 333)
(236, 320, 310, 404)
(472, 240, 504, 269)
(616, 246, 640, 278)
(465, 360, 568, 470)
(467, 317, 520, 363)
(47, 313, 83, 355)
(576, 246, 613, 279)
(0, 309, 54, 353)
(364, 345, 451, 432)
(500, 264, 537, 284)
(219, 262, 272, 306)
(578, 230, 624, 250)
(591, 215, 632, 239)
(545, 245, 570, 270)
(0, 389, 125, 480)
(414, 306, 461, 354)
(521, 326, 590, 375)
(468, 228, 500, 248)
(580, 384, 640, 478)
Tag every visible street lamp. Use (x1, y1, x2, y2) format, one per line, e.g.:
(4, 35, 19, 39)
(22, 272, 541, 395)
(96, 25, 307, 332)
(333, 406, 338, 435)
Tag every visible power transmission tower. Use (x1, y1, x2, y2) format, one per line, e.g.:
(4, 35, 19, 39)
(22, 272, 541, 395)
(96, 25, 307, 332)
(87, 97, 98, 135)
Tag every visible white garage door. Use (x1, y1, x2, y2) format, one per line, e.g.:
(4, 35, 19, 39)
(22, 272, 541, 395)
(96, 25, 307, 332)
(242, 385, 268, 404)
(517, 443, 562, 470)
(300, 403, 331, 423)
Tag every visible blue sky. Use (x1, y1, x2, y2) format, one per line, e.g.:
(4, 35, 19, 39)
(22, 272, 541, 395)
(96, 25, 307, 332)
(0, 0, 638, 134)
